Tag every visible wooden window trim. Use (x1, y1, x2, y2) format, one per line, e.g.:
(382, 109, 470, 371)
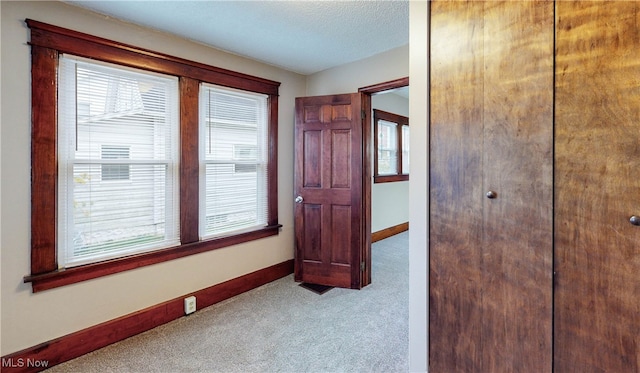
(25, 19, 281, 292)
(373, 109, 409, 183)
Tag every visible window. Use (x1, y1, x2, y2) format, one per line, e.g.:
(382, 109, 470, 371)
(374, 109, 409, 182)
(26, 19, 280, 292)
(200, 84, 268, 238)
(377, 119, 398, 175)
(58, 56, 180, 267)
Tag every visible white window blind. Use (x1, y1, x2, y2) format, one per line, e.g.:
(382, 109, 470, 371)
(377, 119, 398, 175)
(57, 55, 180, 267)
(199, 83, 268, 238)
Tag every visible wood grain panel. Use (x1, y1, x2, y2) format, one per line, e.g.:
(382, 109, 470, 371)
(330, 205, 351, 265)
(331, 105, 352, 122)
(27, 20, 280, 96)
(303, 130, 322, 188)
(555, 2, 640, 372)
(267, 94, 279, 227)
(303, 106, 322, 124)
(430, 1, 553, 371)
(302, 204, 322, 262)
(429, 1, 484, 371)
(179, 77, 200, 244)
(481, 1, 554, 372)
(331, 130, 351, 188)
(30, 46, 59, 275)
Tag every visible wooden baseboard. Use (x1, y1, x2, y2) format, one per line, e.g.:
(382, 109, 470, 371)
(371, 222, 409, 243)
(1, 259, 294, 373)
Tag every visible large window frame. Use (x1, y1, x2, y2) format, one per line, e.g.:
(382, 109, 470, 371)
(373, 109, 409, 183)
(25, 19, 281, 292)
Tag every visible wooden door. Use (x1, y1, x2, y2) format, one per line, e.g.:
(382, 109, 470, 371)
(554, 2, 640, 372)
(294, 93, 369, 289)
(430, 1, 485, 370)
(430, 1, 553, 371)
(481, 2, 554, 371)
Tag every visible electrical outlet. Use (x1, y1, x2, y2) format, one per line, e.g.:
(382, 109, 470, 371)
(184, 296, 196, 315)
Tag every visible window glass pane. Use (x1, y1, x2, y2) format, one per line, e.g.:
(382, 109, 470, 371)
(200, 84, 268, 238)
(402, 124, 410, 174)
(101, 145, 131, 181)
(58, 55, 180, 267)
(377, 120, 398, 175)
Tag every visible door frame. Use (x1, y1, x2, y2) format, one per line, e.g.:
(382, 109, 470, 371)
(358, 76, 410, 286)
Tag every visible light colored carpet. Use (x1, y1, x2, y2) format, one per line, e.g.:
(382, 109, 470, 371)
(46, 232, 409, 373)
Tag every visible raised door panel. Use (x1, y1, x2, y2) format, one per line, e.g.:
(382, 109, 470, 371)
(330, 130, 351, 189)
(555, 2, 640, 371)
(330, 204, 351, 265)
(301, 204, 322, 262)
(481, 1, 554, 372)
(429, 1, 484, 371)
(303, 130, 322, 188)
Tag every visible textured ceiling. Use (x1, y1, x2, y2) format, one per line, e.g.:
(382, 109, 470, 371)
(65, 0, 410, 75)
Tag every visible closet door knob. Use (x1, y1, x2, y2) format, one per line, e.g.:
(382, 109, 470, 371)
(295, 196, 304, 204)
(630, 215, 640, 226)
(486, 191, 497, 199)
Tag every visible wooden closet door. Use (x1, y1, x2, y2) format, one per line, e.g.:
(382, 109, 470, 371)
(430, 1, 553, 372)
(555, 2, 640, 372)
(481, 2, 554, 371)
(429, 1, 485, 371)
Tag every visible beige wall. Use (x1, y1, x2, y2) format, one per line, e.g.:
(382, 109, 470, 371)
(305, 44, 409, 96)
(0, 0, 305, 355)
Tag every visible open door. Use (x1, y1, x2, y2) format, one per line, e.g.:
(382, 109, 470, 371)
(294, 93, 370, 289)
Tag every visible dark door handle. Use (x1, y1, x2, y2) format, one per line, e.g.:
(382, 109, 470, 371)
(486, 191, 497, 199)
(631, 215, 640, 226)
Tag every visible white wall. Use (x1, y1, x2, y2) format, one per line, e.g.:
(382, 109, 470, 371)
(0, 1, 305, 355)
(371, 92, 409, 232)
(409, 1, 429, 372)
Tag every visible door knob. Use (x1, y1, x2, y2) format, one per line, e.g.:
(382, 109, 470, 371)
(631, 215, 640, 226)
(295, 195, 304, 204)
(486, 191, 497, 199)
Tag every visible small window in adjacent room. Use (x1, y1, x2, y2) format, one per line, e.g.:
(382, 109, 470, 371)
(374, 109, 409, 183)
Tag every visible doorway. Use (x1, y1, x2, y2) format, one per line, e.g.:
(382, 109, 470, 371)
(292, 78, 409, 289)
(360, 77, 409, 286)
(361, 79, 410, 243)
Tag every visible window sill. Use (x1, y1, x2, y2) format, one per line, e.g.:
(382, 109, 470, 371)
(374, 174, 409, 183)
(24, 224, 282, 292)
